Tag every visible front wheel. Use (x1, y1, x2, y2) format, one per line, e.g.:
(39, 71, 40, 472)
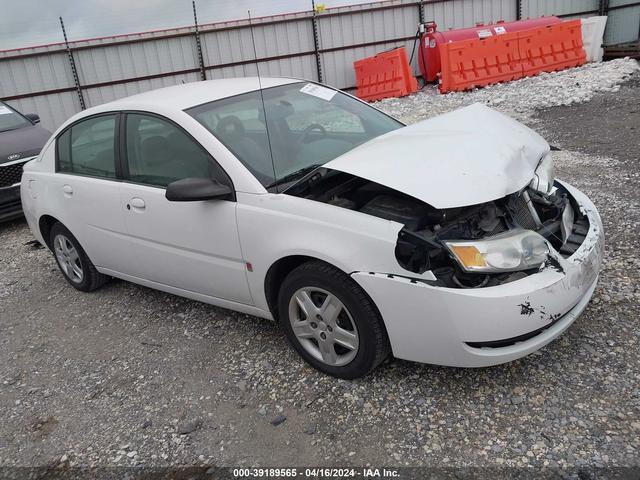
(278, 261, 390, 379)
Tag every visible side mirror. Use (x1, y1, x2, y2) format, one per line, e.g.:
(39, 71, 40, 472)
(25, 113, 40, 124)
(165, 177, 233, 202)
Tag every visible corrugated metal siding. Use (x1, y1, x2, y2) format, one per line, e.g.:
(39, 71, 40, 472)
(0, 44, 67, 60)
(610, 0, 640, 6)
(200, 16, 315, 76)
(520, 0, 598, 18)
(253, 56, 318, 79)
(83, 72, 202, 108)
(75, 36, 199, 85)
(323, 39, 417, 88)
(0, 52, 74, 98)
(1, 0, 636, 131)
(206, 56, 318, 80)
(318, 1, 417, 49)
(426, 0, 517, 28)
(521, 0, 638, 44)
(318, 0, 419, 87)
(319, 0, 518, 88)
(212, 28, 306, 56)
(605, 1, 640, 44)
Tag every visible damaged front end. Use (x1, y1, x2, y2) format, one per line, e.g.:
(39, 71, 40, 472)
(393, 181, 590, 288)
(287, 165, 590, 289)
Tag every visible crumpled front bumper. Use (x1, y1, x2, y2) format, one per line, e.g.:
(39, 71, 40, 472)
(351, 181, 604, 367)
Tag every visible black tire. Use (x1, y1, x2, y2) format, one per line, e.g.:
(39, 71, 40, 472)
(278, 261, 390, 379)
(49, 222, 110, 292)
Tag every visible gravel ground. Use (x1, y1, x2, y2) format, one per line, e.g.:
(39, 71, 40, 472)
(1, 61, 639, 474)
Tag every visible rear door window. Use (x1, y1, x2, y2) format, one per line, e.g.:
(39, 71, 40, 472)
(57, 115, 117, 178)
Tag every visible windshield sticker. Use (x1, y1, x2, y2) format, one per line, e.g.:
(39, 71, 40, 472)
(300, 83, 337, 102)
(0, 105, 13, 115)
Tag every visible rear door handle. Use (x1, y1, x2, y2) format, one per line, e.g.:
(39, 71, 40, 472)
(62, 185, 73, 197)
(129, 197, 146, 211)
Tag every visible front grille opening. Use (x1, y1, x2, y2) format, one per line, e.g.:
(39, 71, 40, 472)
(0, 161, 26, 188)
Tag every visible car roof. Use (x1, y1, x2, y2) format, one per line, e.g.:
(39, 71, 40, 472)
(91, 77, 302, 113)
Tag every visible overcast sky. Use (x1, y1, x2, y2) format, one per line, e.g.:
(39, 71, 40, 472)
(0, 0, 369, 50)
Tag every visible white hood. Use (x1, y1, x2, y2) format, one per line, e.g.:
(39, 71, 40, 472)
(324, 103, 550, 209)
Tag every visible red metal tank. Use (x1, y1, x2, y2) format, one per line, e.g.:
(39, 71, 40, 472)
(418, 17, 562, 83)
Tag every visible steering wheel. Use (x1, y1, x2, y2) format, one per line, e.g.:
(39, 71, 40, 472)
(296, 123, 327, 149)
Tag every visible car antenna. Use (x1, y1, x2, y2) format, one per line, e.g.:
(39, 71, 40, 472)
(248, 10, 279, 192)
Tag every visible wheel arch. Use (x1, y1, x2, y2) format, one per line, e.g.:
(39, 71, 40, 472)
(264, 255, 350, 320)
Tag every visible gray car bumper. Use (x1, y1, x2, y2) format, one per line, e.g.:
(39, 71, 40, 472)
(0, 184, 23, 222)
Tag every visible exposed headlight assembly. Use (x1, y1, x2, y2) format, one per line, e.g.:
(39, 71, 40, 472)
(443, 229, 549, 273)
(530, 152, 554, 195)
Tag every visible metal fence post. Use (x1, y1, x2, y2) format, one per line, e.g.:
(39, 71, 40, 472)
(192, 0, 207, 81)
(598, 0, 610, 16)
(516, 0, 522, 21)
(311, 0, 324, 83)
(418, 1, 425, 25)
(59, 16, 86, 110)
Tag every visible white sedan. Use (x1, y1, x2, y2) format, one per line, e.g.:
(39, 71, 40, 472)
(21, 78, 603, 378)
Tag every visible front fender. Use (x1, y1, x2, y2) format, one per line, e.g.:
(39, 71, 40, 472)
(236, 192, 431, 311)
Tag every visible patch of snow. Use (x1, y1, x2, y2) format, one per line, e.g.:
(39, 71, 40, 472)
(375, 58, 640, 125)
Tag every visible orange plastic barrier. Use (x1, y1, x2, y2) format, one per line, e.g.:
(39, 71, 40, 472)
(439, 20, 586, 93)
(438, 31, 522, 93)
(520, 19, 586, 77)
(354, 47, 418, 101)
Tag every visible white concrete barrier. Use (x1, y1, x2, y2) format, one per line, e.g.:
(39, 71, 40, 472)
(581, 16, 608, 63)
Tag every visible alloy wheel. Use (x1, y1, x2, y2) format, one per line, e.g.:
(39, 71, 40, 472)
(288, 287, 359, 366)
(53, 234, 84, 284)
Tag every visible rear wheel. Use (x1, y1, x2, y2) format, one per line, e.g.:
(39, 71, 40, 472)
(50, 223, 110, 292)
(278, 261, 389, 379)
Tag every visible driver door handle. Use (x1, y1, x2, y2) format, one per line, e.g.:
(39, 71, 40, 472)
(129, 197, 146, 210)
(62, 184, 73, 196)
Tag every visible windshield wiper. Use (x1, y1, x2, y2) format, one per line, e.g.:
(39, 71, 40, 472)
(266, 164, 323, 190)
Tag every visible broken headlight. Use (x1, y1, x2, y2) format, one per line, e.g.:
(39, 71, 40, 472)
(443, 229, 549, 273)
(529, 152, 554, 195)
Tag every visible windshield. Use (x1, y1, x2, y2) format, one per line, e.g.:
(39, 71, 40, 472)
(0, 103, 31, 133)
(186, 82, 403, 190)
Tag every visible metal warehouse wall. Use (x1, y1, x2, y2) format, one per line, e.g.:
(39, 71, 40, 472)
(520, 0, 599, 18)
(1, 0, 637, 131)
(606, 0, 640, 44)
